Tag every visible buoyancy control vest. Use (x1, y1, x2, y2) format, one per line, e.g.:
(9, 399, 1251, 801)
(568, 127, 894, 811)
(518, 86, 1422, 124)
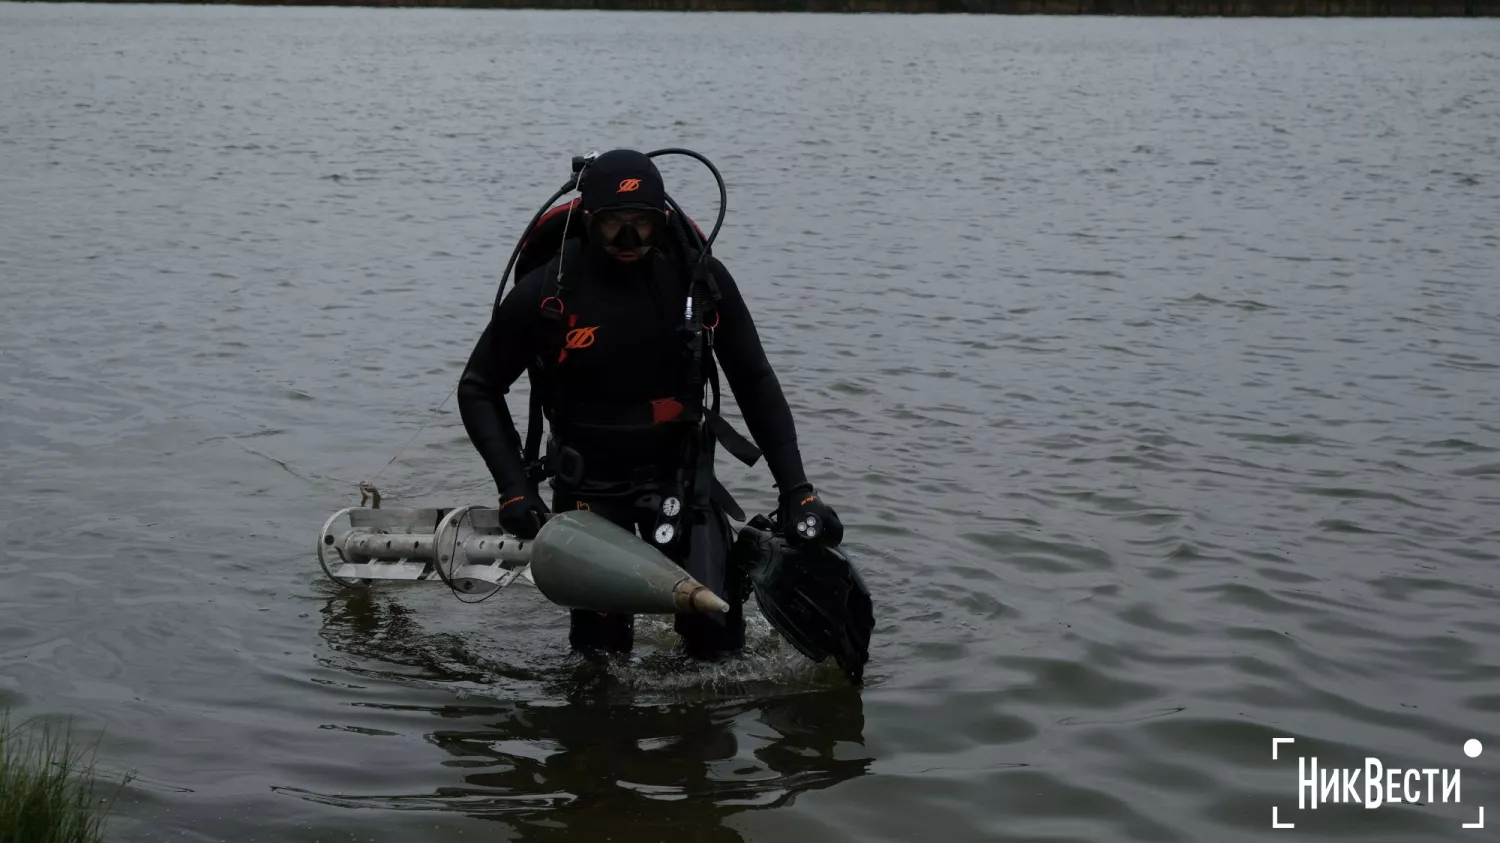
(513, 199, 762, 522)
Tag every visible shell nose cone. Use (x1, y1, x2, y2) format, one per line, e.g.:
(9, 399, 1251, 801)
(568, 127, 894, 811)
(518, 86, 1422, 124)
(675, 578, 730, 613)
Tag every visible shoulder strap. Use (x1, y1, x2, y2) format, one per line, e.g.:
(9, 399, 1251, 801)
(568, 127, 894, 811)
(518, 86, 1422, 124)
(679, 257, 763, 512)
(686, 259, 759, 467)
(523, 249, 577, 483)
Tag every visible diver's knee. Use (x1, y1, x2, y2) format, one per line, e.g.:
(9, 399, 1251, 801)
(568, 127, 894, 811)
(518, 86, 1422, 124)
(569, 610, 635, 655)
(676, 603, 746, 660)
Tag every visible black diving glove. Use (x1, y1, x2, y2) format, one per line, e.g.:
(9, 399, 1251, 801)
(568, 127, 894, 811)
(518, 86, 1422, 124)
(779, 483, 844, 548)
(499, 489, 550, 539)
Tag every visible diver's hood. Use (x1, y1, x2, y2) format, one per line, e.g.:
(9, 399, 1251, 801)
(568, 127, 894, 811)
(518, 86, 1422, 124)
(578, 149, 668, 216)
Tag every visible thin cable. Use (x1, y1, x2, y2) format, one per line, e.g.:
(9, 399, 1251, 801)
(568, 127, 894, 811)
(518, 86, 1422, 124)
(367, 381, 459, 485)
(553, 195, 580, 293)
(441, 507, 527, 605)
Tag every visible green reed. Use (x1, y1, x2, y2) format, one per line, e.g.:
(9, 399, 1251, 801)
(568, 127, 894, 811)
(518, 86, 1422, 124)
(0, 710, 131, 843)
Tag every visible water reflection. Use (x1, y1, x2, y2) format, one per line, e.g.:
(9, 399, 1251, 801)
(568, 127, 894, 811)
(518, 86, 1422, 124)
(307, 590, 872, 841)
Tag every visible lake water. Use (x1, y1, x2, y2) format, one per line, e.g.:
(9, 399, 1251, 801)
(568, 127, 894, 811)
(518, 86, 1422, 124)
(2, 4, 1499, 841)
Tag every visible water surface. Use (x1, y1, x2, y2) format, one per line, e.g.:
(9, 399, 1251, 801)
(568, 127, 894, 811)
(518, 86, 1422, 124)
(2, 5, 1499, 841)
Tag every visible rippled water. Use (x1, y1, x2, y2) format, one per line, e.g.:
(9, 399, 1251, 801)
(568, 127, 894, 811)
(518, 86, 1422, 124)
(3, 4, 1499, 841)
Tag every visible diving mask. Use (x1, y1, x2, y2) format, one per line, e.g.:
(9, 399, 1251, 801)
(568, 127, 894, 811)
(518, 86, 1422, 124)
(591, 208, 663, 250)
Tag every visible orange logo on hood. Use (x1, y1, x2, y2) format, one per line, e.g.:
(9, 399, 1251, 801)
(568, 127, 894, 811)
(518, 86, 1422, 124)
(617, 178, 641, 193)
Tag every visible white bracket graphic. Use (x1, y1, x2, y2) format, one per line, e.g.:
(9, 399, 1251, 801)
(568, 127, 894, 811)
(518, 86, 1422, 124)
(1273, 806, 1295, 829)
(1272, 739, 1296, 828)
(1463, 807, 1484, 829)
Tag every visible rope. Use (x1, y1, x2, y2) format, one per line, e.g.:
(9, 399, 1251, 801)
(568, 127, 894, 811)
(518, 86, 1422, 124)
(211, 434, 362, 489)
(354, 381, 459, 509)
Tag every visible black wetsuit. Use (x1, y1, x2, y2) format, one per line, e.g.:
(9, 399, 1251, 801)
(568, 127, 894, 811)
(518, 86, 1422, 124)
(457, 239, 809, 658)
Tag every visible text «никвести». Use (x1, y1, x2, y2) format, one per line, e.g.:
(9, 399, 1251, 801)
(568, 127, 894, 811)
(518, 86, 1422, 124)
(1269, 737, 1486, 830)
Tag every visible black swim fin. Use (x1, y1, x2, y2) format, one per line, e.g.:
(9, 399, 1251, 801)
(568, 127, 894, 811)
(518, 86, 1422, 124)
(731, 513, 874, 686)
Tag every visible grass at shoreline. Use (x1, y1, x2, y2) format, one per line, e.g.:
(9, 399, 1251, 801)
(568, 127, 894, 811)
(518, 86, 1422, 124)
(0, 710, 131, 843)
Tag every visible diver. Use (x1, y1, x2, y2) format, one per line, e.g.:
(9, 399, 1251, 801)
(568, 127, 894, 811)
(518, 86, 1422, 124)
(456, 148, 844, 662)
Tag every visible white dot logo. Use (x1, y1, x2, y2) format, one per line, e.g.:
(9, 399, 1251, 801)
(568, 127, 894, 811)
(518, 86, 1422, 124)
(1465, 739, 1483, 759)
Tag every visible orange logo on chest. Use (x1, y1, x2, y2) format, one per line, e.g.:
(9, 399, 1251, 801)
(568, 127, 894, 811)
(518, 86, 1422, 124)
(564, 326, 598, 350)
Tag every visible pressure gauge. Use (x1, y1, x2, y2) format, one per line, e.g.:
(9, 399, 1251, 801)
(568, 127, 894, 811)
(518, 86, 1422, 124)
(654, 523, 676, 545)
(662, 496, 681, 517)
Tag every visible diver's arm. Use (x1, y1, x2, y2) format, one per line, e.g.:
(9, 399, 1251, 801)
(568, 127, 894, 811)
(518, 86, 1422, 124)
(705, 258, 810, 493)
(456, 269, 544, 496)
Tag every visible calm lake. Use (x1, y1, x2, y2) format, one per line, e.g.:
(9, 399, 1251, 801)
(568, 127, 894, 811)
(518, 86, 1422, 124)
(2, 4, 1498, 841)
